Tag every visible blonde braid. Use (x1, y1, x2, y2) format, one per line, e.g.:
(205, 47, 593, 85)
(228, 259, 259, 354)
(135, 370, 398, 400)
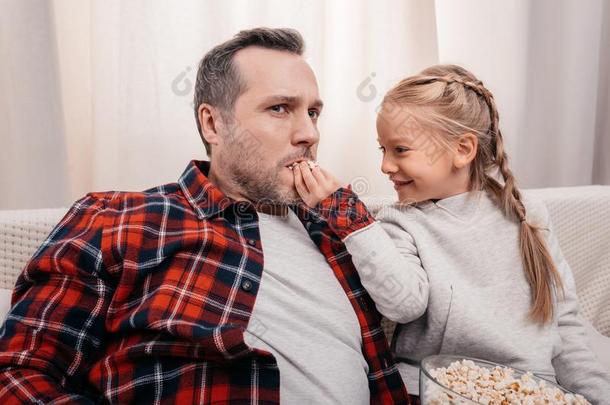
(474, 81, 564, 324)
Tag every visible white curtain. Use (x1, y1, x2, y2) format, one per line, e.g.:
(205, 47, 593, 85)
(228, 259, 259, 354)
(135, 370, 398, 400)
(434, 0, 610, 188)
(1, 0, 609, 209)
(0, 0, 69, 209)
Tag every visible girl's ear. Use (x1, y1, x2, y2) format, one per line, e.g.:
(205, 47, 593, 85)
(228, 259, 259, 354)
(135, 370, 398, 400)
(198, 103, 223, 149)
(453, 132, 478, 169)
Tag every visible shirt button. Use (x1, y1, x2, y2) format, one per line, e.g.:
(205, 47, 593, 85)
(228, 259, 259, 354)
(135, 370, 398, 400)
(247, 239, 257, 247)
(241, 280, 253, 292)
(381, 356, 390, 369)
(348, 197, 356, 206)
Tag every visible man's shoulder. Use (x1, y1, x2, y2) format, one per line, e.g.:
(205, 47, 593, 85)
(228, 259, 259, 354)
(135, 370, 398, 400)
(80, 181, 194, 218)
(86, 181, 179, 199)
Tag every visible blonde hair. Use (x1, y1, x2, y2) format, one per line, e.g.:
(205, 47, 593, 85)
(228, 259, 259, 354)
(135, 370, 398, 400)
(383, 64, 563, 325)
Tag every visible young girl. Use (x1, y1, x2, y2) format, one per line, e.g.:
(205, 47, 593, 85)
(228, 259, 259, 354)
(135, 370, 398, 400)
(292, 65, 610, 403)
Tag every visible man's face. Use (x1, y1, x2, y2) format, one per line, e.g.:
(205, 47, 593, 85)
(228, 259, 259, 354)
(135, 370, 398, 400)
(214, 46, 323, 205)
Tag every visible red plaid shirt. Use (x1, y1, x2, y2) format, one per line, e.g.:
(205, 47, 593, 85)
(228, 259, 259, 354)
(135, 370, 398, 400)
(0, 160, 409, 404)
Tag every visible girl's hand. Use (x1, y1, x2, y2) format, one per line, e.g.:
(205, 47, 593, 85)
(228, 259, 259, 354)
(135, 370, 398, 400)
(292, 161, 344, 208)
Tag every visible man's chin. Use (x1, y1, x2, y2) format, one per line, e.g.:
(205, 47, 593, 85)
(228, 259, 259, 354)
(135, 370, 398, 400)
(276, 187, 302, 205)
(252, 186, 301, 207)
(276, 173, 302, 204)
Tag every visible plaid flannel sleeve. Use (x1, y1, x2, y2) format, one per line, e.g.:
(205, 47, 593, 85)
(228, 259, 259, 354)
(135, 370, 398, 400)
(0, 194, 115, 403)
(315, 185, 375, 240)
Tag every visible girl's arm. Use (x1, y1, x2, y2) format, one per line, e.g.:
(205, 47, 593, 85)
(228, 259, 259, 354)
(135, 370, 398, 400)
(292, 163, 428, 322)
(539, 208, 610, 402)
(315, 188, 429, 323)
(344, 205, 429, 323)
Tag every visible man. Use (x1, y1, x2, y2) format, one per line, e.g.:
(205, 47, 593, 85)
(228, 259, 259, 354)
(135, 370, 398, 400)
(0, 28, 408, 403)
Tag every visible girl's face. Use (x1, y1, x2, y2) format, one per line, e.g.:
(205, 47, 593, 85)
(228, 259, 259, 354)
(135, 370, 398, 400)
(376, 105, 470, 203)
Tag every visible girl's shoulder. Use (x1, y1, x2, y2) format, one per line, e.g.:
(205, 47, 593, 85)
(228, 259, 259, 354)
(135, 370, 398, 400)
(370, 192, 553, 231)
(372, 200, 430, 229)
(521, 192, 552, 231)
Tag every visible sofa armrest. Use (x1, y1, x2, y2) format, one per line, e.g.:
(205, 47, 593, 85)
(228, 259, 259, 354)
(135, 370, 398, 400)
(0, 208, 69, 290)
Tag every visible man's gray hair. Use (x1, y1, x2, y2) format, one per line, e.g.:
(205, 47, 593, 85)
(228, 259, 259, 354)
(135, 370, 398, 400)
(193, 27, 305, 157)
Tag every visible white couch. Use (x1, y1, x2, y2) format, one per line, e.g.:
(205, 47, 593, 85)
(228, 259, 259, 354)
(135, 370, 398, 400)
(0, 187, 609, 374)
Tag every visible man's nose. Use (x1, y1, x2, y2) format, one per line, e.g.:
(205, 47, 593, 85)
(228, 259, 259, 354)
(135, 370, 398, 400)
(291, 112, 319, 147)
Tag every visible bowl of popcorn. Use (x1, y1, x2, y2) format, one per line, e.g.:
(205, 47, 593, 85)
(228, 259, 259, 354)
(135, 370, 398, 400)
(419, 355, 590, 404)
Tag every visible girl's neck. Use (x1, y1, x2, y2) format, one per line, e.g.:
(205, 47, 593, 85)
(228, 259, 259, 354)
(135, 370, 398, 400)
(435, 167, 473, 201)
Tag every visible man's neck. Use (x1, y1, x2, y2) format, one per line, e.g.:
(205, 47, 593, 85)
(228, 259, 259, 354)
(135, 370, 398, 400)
(257, 204, 289, 216)
(207, 164, 289, 217)
(207, 165, 250, 202)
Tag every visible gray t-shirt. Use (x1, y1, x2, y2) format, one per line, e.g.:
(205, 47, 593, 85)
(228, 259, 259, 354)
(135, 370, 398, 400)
(244, 209, 370, 404)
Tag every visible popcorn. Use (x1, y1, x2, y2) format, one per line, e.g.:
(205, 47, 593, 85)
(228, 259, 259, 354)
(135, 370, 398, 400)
(425, 359, 590, 404)
(288, 160, 319, 170)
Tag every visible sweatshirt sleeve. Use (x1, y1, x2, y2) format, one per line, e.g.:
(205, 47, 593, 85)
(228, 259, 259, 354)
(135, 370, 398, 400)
(317, 189, 428, 323)
(539, 206, 610, 402)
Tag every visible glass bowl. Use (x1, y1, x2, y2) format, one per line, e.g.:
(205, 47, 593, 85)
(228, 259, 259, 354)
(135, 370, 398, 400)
(419, 355, 587, 404)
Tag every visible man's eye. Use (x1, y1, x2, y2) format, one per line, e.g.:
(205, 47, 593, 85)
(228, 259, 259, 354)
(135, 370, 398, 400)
(270, 105, 288, 114)
(308, 109, 320, 119)
(395, 147, 410, 153)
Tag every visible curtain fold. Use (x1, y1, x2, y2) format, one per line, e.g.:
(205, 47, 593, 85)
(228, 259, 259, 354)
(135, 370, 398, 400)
(593, 0, 610, 185)
(0, 0, 69, 209)
(434, 0, 609, 187)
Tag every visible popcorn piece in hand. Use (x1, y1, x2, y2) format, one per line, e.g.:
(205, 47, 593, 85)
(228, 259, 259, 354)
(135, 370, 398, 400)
(289, 160, 318, 170)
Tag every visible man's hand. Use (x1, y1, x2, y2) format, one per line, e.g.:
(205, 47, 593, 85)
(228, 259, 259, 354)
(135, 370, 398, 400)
(292, 161, 343, 208)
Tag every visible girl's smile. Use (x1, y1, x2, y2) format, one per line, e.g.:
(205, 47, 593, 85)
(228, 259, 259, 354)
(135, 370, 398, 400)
(391, 178, 414, 190)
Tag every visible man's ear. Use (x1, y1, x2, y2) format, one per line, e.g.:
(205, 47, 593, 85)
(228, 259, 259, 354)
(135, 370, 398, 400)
(198, 103, 223, 149)
(453, 132, 478, 169)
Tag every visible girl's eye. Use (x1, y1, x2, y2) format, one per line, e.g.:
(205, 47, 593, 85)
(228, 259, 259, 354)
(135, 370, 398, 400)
(395, 146, 410, 153)
(270, 105, 288, 114)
